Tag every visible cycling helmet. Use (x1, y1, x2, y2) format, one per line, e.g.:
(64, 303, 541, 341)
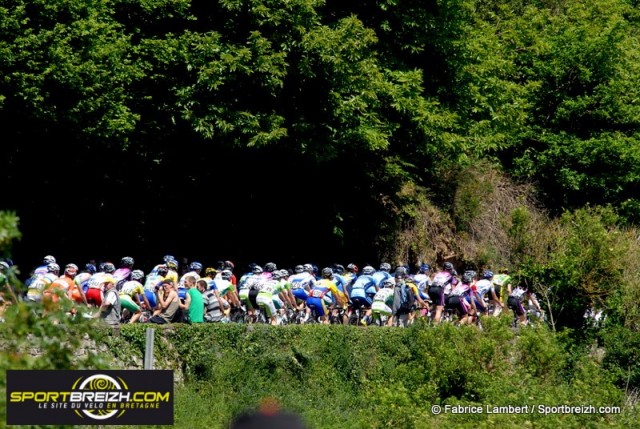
(294, 265, 304, 274)
(224, 260, 235, 270)
(379, 262, 391, 272)
(189, 261, 203, 271)
(362, 266, 375, 276)
(102, 262, 116, 273)
(163, 255, 175, 263)
(44, 255, 56, 264)
(264, 262, 277, 272)
(382, 278, 395, 288)
(252, 265, 264, 274)
(221, 269, 233, 280)
(85, 263, 97, 274)
(321, 267, 333, 279)
(0, 261, 10, 271)
(303, 263, 314, 273)
(65, 263, 78, 275)
(333, 264, 345, 275)
(271, 270, 283, 280)
(156, 264, 169, 276)
(47, 263, 60, 273)
(279, 269, 290, 278)
(131, 269, 145, 281)
(166, 260, 178, 270)
(347, 263, 358, 273)
(121, 256, 134, 267)
(419, 263, 430, 273)
(482, 270, 494, 280)
(205, 267, 217, 276)
(443, 262, 454, 272)
(462, 270, 476, 284)
(394, 267, 407, 278)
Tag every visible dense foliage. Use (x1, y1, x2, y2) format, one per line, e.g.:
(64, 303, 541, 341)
(2, 0, 640, 267)
(93, 321, 640, 428)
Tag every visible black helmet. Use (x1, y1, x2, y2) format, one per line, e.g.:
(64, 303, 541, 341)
(394, 267, 407, 279)
(265, 262, 277, 272)
(443, 262, 454, 272)
(156, 264, 169, 276)
(121, 256, 134, 267)
(294, 265, 304, 274)
(102, 262, 116, 274)
(462, 270, 476, 284)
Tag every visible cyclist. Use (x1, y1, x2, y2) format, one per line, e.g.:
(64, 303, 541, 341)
(470, 270, 503, 317)
(84, 262, 115, 307)
(493, 268, 513, 306)
(75, 263, 96, 295)
(428, 262, 458, 324)
(223, 260, 238, 286)
(371, 278, 395, 326)
(445, 270, 476, 325)
(508, 283, 543, 326)
(263, 262, 278, 280)
(212, 269, 242, 310)
(307, 267, 347, 324)
(287, 264, 315, 322)
(119, 269, 151, 323)
(143, 264, 169, 310)
(277, 269, 297, 312)
(344, 263, 359, 295)
(349, 265, 377, 325)
(257, 271, 281, 325)
(33, 255, 57, 277)
(114, 256, 135, 291)
(411, 263, 432, 318)
(238, 265, 265, 322)
(372, 262, 393, 287)
(26, 262, 59, 303)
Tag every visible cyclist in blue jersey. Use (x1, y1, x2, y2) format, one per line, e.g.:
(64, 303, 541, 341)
(372, 262, 393, 287)
(287, 264, 316, 322)
(348, 265, 377, 325)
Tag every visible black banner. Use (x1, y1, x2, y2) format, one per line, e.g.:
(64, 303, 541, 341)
(6, 370, 174, 425)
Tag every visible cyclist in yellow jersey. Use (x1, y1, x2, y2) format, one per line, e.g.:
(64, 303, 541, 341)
(119, 270, 152, 323)
(307, 268, 347, 324)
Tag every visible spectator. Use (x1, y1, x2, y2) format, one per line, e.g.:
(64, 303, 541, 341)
(180, 275, 204, 323)
(94, 276, 120, 328)
(149, 279, 180, 324)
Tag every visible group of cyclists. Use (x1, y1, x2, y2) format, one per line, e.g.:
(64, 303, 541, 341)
(0, 254, 545, 327)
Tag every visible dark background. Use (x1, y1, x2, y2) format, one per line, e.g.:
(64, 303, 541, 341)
(3, 138, 386, 280)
